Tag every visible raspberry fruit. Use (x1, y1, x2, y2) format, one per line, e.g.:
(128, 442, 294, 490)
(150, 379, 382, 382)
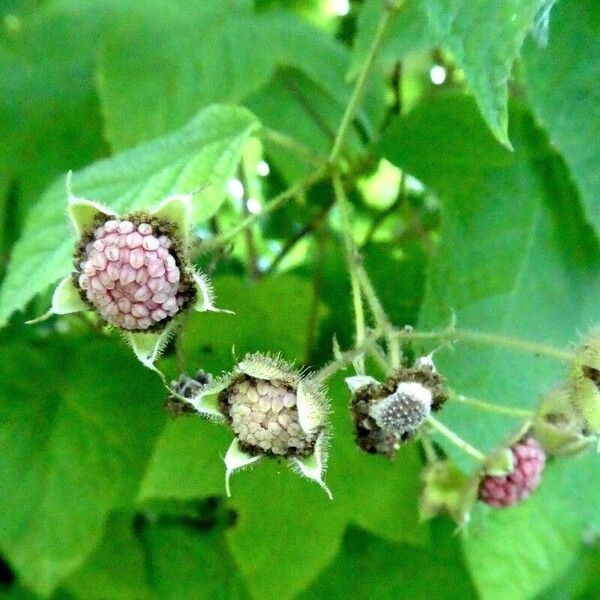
(220, 375, 317, 457)
(75, 217, 193, 330)
(479, 437, 546, 508)
(173, 353, 332, 498)
(28, 185, 227, 370)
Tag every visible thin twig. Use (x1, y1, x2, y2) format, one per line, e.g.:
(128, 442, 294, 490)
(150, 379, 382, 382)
(427, 415, 486, 462)
(305, 227, 326, 364)
(333, 174, 367, 374)
(315, 329, 383, 384)
(329, 2, 402, 162)
(449, 390, 534, 418)
(387, 325, 576, 363)
(239, 162, 259, 280)
(260, 127, 327, 167)
(265, 197, 335, 275)
(197, 166, 328, 254)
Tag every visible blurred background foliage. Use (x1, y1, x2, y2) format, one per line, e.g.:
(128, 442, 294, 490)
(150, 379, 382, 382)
(0, 0, 599, 599)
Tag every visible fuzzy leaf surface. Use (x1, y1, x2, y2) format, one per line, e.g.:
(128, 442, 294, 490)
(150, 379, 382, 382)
(426, 0, 545, 146)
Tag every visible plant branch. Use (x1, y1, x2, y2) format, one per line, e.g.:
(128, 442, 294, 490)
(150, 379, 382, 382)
(389, 324, 576, 363)
(305, 227, 326, 364)
(239, 161, 259, 280)
(427, 416, 486, 462)
(449, 390, 534, 418)
(260, 127, 326, 167)
(329, 1, 402, 162)
(314, 321, 574, 383)
(333, 173, 366, 373)
(354, 263, 401, 368)
(197, 166, 328, 254)
(315, 329, 383, 384)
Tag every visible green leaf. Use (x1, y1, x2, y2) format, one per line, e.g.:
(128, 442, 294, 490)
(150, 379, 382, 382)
(139, 275, 426, 599)
(98, 3, 384, 163)
(379, 94, 600, 599)
(0, 105, 258, 328)
(225, 462, 347, 600)
(350, 0, 436, 79)
(0, 1, 107, 205)
(138, 417, 233, 504)
(97, 0, 255, 151)
(141, 518, 249, 600)
(539, 536, 600, 600)
(0, 336, 165, 595)
(64, 514, 151, 600)
(65, 510, 251, 600)
(522, 0, 600, 236)
(300, 520, 477, 599)
(426, 0, 544, 147)
(179, 274, 315, 374)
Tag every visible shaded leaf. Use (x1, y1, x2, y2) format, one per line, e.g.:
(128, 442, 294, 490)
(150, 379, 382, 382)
(98, 2, 384, 170)
(300, 520, 477, 600)
(64, 514, 151, 600)
(142, 520, 249, 600)
(350, 0, 436, 78)
(522, 0, 600, 235)
(0, 336, 165, 595)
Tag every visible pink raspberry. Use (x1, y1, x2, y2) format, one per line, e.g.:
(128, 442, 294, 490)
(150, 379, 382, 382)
(75, 217, 191, 330)
(479, 437, 546, 508)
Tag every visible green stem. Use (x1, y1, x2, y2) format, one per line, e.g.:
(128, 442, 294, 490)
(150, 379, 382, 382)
(316, 321, 576, 383)
(261, 127, 326, 167)
(329, 2, 401, 162)
(198, 166, 327, 253)
(333, 174, 366, 373)
(427, 416, 486, 462)
(449, 390, 534, 418)
(451, 329, 576, 363)
(368, 342, 391, 375)
(420, 431, 439, 464)
(389, 325, 576, 363)
(354, 263, 400, 368)
(315, 329, 382, 384)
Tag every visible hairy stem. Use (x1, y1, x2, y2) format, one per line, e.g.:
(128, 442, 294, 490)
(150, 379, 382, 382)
(198, 166, 327, 254)
(449, 390, 534, 418)
(315, 329, 383, 384)
(329, 2, 402, 162)
(389, 324, 576, 363)
(420, 431, 439, 464)
(333, 174, 366, 373)
(427, 416, 486, 462)
(354, 264, 401, 368)
(261, 127, 326, 167)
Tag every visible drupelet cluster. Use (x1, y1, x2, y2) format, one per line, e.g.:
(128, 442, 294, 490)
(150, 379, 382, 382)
(76, 217, 192, 330)
(478, 437, 546, 508)
(221, 376, 317, 457)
